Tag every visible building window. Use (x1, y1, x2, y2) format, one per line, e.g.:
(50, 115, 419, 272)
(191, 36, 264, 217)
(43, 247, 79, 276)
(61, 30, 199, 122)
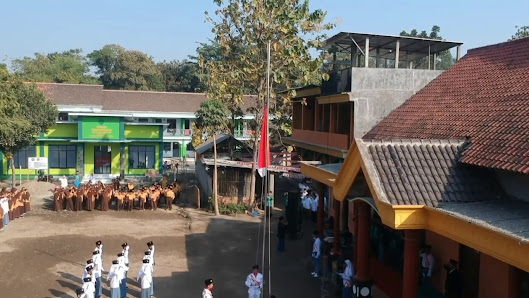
(138, 118, 149, 123)
(163, 142, 171, 152)
(49, 145, 76, 168)
(58, 112, 69, 121)
(167, 119, 177, 129)
(13, 146, 37, 168)
(154, 118, 162, 123)
(129, 146, 155, 169)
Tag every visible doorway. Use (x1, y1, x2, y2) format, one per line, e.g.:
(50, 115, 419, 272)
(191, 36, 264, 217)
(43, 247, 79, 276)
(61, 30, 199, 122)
(460, 245, 480, 298)
(172, 142, 180, 158)
(94, 146, 112, 174)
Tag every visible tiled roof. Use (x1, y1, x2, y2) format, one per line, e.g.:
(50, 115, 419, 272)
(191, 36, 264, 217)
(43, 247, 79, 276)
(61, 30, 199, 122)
(358, 139, 502, 207)
(37, 83, 257, 114)
(364, 37, 529, 174)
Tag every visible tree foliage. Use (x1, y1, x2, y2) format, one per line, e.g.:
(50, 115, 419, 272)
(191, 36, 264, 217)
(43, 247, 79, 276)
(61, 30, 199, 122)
(202, 0, 335, 204)
(400, 25, 454, 70)
(0, 75, 58, 183)
(157, 60, 204, 92)
(510, 25, 529, 40)
(195, 99, 231, 137)
(12, 49, 99, 84)
(88, 44, 164, 91)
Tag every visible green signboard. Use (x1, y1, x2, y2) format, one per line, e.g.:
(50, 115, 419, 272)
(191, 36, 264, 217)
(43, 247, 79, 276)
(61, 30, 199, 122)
(81, 117, 120, 140)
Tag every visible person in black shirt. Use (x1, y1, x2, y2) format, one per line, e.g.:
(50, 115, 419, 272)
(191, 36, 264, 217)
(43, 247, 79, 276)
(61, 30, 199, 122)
(277, 216, 288, 252)
(444, 259, 463, 298)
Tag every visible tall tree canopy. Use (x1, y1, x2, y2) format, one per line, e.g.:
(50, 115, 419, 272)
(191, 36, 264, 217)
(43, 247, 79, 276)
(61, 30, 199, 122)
(0, 75, 58, 183)
(195, 99, 231, 136)
(510, 25, 529, 40)
(157, 60, 204, 92)
(202, 0, 335, 205)
(12, 49, 98, 84)
(400, 26, 455, 70)
(88, 44, 164, 91)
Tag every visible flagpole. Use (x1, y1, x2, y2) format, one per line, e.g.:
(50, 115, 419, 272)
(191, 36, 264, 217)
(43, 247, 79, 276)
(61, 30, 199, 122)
(266, 40, 271, 298)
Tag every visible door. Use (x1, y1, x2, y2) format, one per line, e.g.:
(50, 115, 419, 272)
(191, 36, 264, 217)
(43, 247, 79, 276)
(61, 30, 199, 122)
(460, 245, 480, 298)
(94, 146, 112, 174)
(172, 142, 180, 158)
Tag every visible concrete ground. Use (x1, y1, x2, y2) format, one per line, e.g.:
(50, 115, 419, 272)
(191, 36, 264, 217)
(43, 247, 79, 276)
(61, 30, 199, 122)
(0, 194, 326, 298)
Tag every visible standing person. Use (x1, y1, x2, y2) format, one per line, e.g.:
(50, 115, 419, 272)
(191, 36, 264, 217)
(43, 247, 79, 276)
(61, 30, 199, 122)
(92, 250, 103, 298)
(277, 216, 288, 252)
(120, 243, 130, 298)
(107, 260, 122, 298)
(202, 278, 214, 298)
(310, 191, 319, 223)
(81, 276, 95, 298)
(245, 265, 263, 298)
(95, 241, 104, 270)
(143, 252, 155, 296)
(161, 176, 168, 188)
(117, 252, 128, 298)
(75, 171, 82, 188)
(301, 190, 311, 219)
(311, 231, 322, 278)
(420, 245, 435, 284)
(444, 259, 463, 298)
(1, 196, 9, 227)
(138, 259, 153, 298)
(147, 241, 155, 265)
(339, 260, 354, 298)
(266, 191, 274, 218)
(59, 175, 68, 188)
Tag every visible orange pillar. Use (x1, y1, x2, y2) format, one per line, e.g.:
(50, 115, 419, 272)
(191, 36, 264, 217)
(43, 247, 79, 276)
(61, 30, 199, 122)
(317, 183, 325, 238)
(356, 201, 371, 281)
(332, 198, 340, 254)
(402, 230, 421, 298)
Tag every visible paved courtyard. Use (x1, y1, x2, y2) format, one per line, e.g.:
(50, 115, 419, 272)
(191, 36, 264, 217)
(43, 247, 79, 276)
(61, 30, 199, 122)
(0, 193, 325, 298)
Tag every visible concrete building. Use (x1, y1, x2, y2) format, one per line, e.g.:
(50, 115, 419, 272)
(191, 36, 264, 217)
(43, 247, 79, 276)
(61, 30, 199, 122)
(284, 32, 462, 163)
(0, 83, 255, 180)
(302, 37, 529, 298)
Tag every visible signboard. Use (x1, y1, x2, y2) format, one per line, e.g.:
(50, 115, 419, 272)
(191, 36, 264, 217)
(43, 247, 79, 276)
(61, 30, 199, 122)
(28, 157, 48, 170)
(82, 117, 120, 140)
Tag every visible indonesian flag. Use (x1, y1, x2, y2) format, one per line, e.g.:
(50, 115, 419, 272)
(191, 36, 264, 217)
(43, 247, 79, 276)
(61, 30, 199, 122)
(257, 106, 269, 177)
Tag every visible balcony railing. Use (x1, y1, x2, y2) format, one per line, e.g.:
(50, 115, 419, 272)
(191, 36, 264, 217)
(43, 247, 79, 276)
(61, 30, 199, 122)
(164, 128, 192, 136)
(291, 129, 349, 151)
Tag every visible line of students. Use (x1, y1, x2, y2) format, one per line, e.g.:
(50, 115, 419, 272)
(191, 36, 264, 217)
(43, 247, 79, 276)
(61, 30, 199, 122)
(75, 240, 156, 298)
(0, 187, 31, 231)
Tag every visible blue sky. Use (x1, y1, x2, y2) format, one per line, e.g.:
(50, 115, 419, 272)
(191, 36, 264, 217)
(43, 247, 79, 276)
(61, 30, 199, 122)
(1, 0, 528, 64)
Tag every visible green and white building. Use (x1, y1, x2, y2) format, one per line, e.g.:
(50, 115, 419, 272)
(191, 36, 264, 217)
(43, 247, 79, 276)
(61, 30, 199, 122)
(0, 83, 254, 180)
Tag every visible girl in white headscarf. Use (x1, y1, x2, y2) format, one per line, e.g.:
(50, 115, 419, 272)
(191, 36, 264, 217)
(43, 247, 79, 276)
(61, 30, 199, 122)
(340, 259, 355, 298)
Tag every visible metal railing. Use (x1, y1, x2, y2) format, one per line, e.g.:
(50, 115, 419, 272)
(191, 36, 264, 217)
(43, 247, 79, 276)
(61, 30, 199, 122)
(164, 128, 193, 136)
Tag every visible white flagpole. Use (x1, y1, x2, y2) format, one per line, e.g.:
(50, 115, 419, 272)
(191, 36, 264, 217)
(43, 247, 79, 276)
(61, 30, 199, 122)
(266, 40, 271, 298)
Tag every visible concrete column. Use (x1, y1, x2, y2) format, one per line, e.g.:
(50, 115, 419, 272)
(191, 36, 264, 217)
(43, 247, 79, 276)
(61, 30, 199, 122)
(356, 201, 371, 281)
(332, 198, 341, 254)
(364, 37, 370, 68)
(457, 45, 462, 60)
(409, 61, 413, 69)
(317, 183, 326, 238)
(375, 48, 380, 68)
(120, 143, 125, 179)
(395, 40, 400, 68)
(402, 230, 421, 298)
(433, 53, 437, 70)
(269, 173, 275, 207)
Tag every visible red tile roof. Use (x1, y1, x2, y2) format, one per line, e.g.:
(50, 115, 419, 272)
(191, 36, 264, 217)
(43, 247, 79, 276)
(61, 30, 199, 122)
(364, 37, 529, 174)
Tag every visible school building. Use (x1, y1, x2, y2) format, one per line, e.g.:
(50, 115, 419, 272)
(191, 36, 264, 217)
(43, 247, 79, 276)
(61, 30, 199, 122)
(296, 33, 529, 297)
(0, 83, 254, 180)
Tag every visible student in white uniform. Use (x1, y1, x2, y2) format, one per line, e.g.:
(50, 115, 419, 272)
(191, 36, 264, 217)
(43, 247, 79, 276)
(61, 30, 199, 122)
(143, 252, 155, 296)
(92, 250, 103, 298)
(120, 242, 130, 298)
(245, 264, 263, 298)
(59, 175, 68, 188)
(339, 259, 354, 298)
(138, 259, 153, 298)
(147, 241, 155, 265)
(310, 192, 319, 222)
(117, 252, 128, 298)
(301, 190, 311, 219)
(202, 278, 214, 298)
(94, 241, 104, 270)
(311, 230, 322, 277)
(107, 260, 122, 298)
(82, 276, 96, 298)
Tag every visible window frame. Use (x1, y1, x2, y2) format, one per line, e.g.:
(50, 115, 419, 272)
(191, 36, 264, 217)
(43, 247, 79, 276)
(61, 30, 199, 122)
(49, 145, 77, 169)
(128, 145, 156, 169)
(13, 146, 37, 169)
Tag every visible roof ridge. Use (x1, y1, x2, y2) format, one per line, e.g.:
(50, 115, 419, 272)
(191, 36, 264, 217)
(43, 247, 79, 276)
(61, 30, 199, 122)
(102, 89, 207, 96)
(36, 82, 103, 87)
(467, 36, 529, 55)
(363, 138, 466, 146)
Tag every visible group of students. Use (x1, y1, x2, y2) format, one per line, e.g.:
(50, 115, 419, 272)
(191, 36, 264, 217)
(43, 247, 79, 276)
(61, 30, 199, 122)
(0, 187, 30, 231)
(76, 240, 156, 298)
(299, 182, 327, 223)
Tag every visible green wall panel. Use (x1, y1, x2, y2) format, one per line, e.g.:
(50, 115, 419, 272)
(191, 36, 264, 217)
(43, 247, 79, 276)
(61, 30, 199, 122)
(81, 117, 120, 140)
(111, 143, 120, 175)
(84, 144, 95, 175)
(45, 123, 78, 138)
(125, 125, 160, 139)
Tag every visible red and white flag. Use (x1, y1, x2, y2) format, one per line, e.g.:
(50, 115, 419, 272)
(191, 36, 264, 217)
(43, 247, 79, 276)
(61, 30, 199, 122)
(257, 106, 269, 177)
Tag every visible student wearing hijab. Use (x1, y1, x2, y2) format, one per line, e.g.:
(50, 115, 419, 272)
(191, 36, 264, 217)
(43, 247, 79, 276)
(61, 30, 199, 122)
(339, 259, 355, 298)
(108, 260, 122, 298)
(138, 259, 153, 298)
(141, 253, 155, 297)
(82, 276, 96, 298)
(120, 242, 130, 298)
(92, 250, 103, 298)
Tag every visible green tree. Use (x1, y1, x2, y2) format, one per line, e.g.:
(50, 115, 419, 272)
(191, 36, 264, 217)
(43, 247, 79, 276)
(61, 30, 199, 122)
(12, 49, 98, 84)
(400, 25, 454, 70)
(0, 63, 8, 78)
(157, 60, 204, 92)
(88, 44, 164, 91)
(0, 75, 58, 186)
(510, 25, 529, 40)
(202, 0, 335, 206)
(195, 99, 231, 216)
